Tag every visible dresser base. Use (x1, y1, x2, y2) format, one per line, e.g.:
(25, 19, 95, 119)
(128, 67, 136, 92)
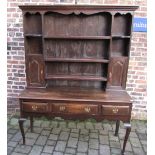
(18, 88, 132, 154)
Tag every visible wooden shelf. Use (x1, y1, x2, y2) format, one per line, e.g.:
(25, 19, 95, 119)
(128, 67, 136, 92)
(45, 75, 107, 81)
(44, 58, 109, 63)
(112, 35, 130, 38)
(44, 36, 111, 40)
(27, 53, 43, 56)
(25, 34, 42, 37)
(111, 52, 129, 57)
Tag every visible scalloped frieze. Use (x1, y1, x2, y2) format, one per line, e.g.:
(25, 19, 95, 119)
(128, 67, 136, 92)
(113, 11, 133, 16)
(44, 10, 112, 16)
(23, 11, 43, 15)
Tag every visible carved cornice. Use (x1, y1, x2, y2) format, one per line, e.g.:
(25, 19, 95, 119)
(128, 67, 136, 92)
(19, 5, 139, 15)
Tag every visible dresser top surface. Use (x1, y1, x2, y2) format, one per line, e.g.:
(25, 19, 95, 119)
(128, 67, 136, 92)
(19, 87, 132, 103)
(19, 5, 138, 12)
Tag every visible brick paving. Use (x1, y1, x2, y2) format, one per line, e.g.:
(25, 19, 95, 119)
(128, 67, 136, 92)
(7, 117, 147, 155)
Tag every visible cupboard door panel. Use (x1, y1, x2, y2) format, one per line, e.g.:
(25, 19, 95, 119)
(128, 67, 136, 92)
(107, 57, 128, 89)
(26, 55, 45, 87)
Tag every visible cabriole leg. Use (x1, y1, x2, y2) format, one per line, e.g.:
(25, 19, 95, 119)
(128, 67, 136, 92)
(114, 120, 120, 136)
(18, 118, 26, 145)
(122, 123, 131, 155)
(30, 116, 33, 132)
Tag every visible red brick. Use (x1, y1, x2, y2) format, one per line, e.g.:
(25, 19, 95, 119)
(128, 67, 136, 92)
(104, 0, 118, 4)
(8, 60, 18, 64)
(136, 71, 146, 75)
(13, 56, 24, 60)
(131, 92, 143, 96)
(12, 13, 20, 17)
(7, 0, 16, 2)
(134, 12, 147, 17)
(10, 2, 18, 7)
(135, 57, 147, 61)
(134, 67, 145, 70)
(137, 62, 147, 66)
(135, 80, 146, 84)
(134, 88, 146, 92)
(131, 52, 141, 56)
(90, 0, 103, 3)
(126, 88, 133, 91)
(7, 8, 16, 12)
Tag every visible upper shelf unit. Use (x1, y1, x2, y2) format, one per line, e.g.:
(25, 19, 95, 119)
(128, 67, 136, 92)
(20, 5, 138, 89)
(23, 9, 134, 38)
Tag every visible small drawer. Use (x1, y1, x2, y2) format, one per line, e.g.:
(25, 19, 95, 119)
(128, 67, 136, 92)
(22, 102, 48, 113)
(102, 105, 129, 116)
(53, 103, 98, 115)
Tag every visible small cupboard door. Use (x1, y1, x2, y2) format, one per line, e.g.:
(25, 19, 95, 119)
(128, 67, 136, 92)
(107, 57, 128, 90)
(26, 55, 45, 87)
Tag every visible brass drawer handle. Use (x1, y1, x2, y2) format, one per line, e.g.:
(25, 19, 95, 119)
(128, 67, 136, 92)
(84, 107, 91, 113)
(112, 107, 119, 114)
(32, 105, 37, 111)
(59, 106, 66, 111)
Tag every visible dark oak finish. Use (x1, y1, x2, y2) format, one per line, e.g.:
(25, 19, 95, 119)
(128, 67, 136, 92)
(22, 102, 48, 113)
(44, 57, 109, 63)
(18, 118, 26, 144)
(122, 123, 131, 155)
(107, 57, 128, 89)
(26, 55, 45, 87)
(52, 103, 98, 114)
(18, 5, 138, 154)
(19, 87, 132, 102)
(115, 120, 120, 136)
(101, 105, 130, 116)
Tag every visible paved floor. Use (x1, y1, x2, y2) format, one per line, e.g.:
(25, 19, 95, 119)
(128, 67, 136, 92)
(7, 117, 147, 155)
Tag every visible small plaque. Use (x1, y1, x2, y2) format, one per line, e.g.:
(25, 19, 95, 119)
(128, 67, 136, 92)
(133, 17, 147, 32)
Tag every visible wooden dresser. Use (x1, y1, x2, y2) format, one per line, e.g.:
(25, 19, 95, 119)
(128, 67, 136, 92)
(18, 5, 138, 154)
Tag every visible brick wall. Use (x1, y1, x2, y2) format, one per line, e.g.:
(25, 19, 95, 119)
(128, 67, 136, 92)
(7, 0, 147, 119)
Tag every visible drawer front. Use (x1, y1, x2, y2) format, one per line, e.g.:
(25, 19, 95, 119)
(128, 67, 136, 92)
(102, 105, 129, 116)
(53, 103, 98, 115)
(22, 102, 48, 113)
